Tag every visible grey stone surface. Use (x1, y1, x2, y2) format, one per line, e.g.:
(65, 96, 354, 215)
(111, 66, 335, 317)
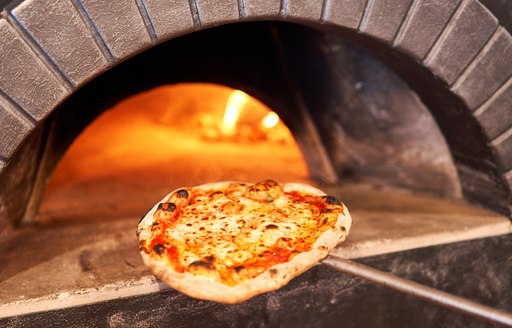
(0, 99, 33, 159)
(425, 0, 498, 85)
(79, 0, 152, 60)
(196, 0, 239, 26)
(395, 0, 461, 59)
(476, 78, 512, 140)
(453, 27, 512, 110)
(288, 0, 323, 20)
(494, 131, 512, 171)
(12, 0, 110, 86)
(2, 235, 511, 327)
(245, 0, 280, 17)
(144, 0, 194, 39)
(324, 0, 366, 29)
(0, 19, 69, 121)
(360, 0, 414, 43)
(0, 124, 43, 227)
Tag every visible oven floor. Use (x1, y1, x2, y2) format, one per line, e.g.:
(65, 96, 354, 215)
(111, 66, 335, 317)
(0, 183, 509, 318)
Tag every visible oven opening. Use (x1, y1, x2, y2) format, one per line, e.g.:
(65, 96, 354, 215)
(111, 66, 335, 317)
(37, 83, 308, 223)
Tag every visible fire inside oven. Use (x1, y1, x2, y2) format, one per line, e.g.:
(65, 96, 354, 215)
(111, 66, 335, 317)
(38, 84, 308, 222)
(1, 21, 511, 327)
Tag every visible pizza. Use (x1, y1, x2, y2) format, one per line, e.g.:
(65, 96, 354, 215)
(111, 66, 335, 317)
(137, 179, 352, 303)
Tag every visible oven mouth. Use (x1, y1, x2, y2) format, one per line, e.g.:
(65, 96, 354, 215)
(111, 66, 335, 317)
(36, 83, 309, 224)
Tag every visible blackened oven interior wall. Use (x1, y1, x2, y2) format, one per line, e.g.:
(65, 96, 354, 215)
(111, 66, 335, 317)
(275, 24, 460, 196)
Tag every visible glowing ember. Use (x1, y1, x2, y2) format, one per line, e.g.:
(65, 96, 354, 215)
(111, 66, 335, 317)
(261, 111, 280, 129)
(222, 90, 249, 135)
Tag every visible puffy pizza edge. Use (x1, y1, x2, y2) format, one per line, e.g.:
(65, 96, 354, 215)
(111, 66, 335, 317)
(137, 181, 352, 304)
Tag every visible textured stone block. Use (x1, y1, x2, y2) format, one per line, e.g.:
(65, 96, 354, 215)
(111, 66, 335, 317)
(288, 0, 323, 20)
(494, 131, 512, 171)
(245, 0, 280, 17)
(196, 0, 238, 26)
(0, 99, 33, 159)
(324, 0, 366, 29)
(506, 170, 512, 189)
(395, 0, 461, 59)
(79, 0, 152, 60)
(425, 0, 498, 85)
(360, 0, 414, 42)
(476, 78, 512, 140)
(0, 19, 69, 121)
(453, 28, 512, 110)
(12, 0, 110, 86)
(144, 0, 194, 39)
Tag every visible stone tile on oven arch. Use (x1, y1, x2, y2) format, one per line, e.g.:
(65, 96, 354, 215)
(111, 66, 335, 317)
(423, 0, 498, 85)
(287, 0, 323, 21)
(143, 0, 195, 40)
(0, 18, 70, 122)
(245, 0, 281, 17)
(358, 0, 415, 43)
(492, 130, 512, 173)
(452, 27, 512, 111)
(10, 0, 111, 87)
(195, 0, 239, 26)
(77, 0, 153, 61)
(0, 97, 34, 161)
(475, 77, 512, 141)
(394, 0, 461, 60)
(322, 0, 367, 29)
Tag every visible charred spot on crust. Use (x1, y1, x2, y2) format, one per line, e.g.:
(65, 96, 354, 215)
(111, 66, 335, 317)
(266, 224, 278, 230)
(269, 269, 278, 277)
(153, 244, 165, 255)
(257, 179, 279, 188)
(323, 195, 342, 205)
(157, 202, 177, 212)
(203, 255, 215, 263)
(176, 189, 189, 199)
(234, 265, 245, 273)
(189, 260, 215, 270)
(317, 245, 328, 251)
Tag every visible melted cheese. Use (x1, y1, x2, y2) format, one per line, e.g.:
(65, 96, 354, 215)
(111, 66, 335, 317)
(143, 181, 342, 286)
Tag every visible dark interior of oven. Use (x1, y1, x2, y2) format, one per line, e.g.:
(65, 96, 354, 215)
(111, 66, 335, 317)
(0, 4, 511, 327)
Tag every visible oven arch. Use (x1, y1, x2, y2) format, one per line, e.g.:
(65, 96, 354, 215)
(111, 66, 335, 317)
(0, 0, 511, 227)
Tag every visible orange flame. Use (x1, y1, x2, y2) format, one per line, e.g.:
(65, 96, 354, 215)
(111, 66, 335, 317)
(222, 90, 249, 135)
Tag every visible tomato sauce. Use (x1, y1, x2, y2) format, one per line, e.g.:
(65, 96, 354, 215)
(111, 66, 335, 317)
(285, 191, 327, 213)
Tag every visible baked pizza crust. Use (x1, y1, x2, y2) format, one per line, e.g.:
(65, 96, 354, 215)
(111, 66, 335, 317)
(137, 181, 352, 304)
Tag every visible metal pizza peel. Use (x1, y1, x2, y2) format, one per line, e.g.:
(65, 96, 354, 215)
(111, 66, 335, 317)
(321, 255, 512, 327)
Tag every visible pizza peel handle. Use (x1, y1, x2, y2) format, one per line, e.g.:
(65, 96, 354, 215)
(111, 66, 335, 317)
(323, 256, 512, 327)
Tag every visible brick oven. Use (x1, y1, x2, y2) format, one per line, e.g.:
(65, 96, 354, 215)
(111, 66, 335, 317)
(0, 0, 511, 326)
